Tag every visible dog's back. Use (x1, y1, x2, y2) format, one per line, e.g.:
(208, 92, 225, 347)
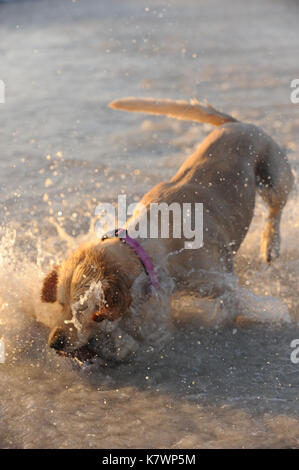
(110, 97, 294, 264)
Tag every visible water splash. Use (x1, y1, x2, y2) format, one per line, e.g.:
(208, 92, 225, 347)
(66, 281, 106, 346)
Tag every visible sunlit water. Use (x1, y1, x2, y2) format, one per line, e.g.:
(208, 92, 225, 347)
(0, 0, 299, 449)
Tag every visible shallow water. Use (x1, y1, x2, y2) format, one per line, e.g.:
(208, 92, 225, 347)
(0, 0, 299, 449)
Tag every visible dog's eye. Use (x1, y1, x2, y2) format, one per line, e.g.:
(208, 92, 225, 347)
(59, 302, 65, 309)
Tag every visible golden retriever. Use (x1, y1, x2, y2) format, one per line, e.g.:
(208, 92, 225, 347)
(41, 97, 293, 362)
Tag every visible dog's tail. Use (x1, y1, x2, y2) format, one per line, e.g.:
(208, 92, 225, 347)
(109, 97, 237, 126)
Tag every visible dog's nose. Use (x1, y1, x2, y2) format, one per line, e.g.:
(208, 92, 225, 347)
(48, 326, 66, 351)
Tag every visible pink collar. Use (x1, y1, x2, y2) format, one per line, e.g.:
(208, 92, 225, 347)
(102, 229, 160, 290)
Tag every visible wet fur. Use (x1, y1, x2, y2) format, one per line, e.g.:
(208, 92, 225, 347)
(41, 97, 294, 361)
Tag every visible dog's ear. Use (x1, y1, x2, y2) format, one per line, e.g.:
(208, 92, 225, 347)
(91, 271, 132, 322)
(41, 267, 59, 303)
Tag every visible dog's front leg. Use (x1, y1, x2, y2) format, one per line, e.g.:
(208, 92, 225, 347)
(210, 281, 290, 325)
(179, 269, 288, 325)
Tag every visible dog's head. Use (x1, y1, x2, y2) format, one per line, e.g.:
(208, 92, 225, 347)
(41, 239, 141, 357)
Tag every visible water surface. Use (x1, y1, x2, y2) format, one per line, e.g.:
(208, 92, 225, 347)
(0, 0, 299, 449)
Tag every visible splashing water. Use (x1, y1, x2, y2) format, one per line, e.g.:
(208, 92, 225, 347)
(67, 281, 106, 344)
